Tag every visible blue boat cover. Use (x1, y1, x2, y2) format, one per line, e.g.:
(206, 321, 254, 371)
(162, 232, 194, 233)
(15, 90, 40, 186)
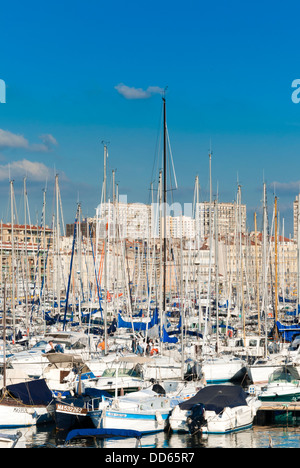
(65, 428, 142, 442)
(7, 378, 53, 406)
(179, 385, 248, 413)
(118, 308, 159, 331)
(162, 325, 178, 343)
(83, 388, 111, 399)
(276, 321, 300, 342)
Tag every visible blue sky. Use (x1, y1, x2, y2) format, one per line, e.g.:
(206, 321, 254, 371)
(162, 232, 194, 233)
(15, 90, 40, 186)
(1, 0, 300, 235)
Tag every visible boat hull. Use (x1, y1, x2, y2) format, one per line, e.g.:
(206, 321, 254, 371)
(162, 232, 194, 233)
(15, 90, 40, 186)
(55, 402, 90, 431)
(202, 360, 247, 384)
(169, 398, 260, 435)
(0, 403, 37, 428)
(89, 408, 170, 434)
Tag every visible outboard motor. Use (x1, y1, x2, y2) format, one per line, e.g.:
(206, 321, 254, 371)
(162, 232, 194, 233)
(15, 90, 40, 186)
(186, 403, 205, 434)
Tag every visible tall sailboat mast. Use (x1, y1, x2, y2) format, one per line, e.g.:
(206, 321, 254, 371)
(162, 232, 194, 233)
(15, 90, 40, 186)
(10, 180, 16, 343)
(162, 95, 167, 316)
(102, 141, 108, 354)
(55, 174, 61, 318)
(24, 177, 29, 334)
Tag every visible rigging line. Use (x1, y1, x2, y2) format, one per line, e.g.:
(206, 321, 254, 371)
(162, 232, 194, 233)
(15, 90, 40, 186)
(166, 127, 178, 190)
(148, 104, 164, 204)
(58, 183, 65, 237)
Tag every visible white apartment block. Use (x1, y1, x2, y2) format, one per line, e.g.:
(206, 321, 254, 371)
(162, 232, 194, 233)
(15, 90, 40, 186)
(293, 195, 299, 241)
(95, 200, 246, 242)
(96, 201, 152, 240)
(165, 215, 196, 239)
(195, 201, 246, 240)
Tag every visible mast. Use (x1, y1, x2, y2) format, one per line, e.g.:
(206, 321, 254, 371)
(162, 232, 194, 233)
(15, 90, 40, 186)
(254, 212, 260, 336)
(158, 170, 163, 339)
(203, 149, 213, 349)
(24, 177, 29, 334)
(102, 142, 108, 354)
(42, 188, 46, 334)
(262, 182, 268, 356)
(10, 180, 16, 343)
(274, 196, 278, 331)
(55, 174, 61, 317)
(77, 203, 82, 326)
(297, 192, 300, 319)
(195, 175, 202, 334)
(2, 277, 6, 392)
(214, 199, 219, 353)
(162, 95, 167, 316)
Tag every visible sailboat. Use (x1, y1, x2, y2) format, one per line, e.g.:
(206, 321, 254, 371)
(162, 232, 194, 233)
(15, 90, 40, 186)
(0, 279, 55, 428)
(88, 386, 173, 434)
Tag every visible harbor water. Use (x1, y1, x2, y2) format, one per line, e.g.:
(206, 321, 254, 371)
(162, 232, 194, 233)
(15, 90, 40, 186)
(4, 423, 300, 448)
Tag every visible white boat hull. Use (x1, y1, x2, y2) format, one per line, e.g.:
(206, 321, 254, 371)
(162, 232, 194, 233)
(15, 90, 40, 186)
(0, 403, 53, 428)
(0, 404, 37, 428)
(89, 407, 170, 434)
(202, 358, 247, 384)
(248, 364, 282, 385)
(169, 398, 260, 434)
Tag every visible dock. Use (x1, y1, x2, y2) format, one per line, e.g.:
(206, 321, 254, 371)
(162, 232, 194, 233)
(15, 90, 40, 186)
(259, 401, 300, 411)
(256, 401, 300, 425)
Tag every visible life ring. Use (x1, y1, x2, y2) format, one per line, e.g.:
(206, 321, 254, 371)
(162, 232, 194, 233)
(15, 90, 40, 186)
(150, 348, 159, 356)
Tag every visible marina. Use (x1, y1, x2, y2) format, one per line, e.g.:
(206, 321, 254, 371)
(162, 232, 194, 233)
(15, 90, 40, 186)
(0, 98, 300, 449)
(2, 2, 300, 451)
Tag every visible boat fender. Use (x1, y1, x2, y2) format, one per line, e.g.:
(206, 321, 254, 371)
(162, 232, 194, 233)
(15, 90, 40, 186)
(112, 400, 120, 410)
(155, 411, 164, 425)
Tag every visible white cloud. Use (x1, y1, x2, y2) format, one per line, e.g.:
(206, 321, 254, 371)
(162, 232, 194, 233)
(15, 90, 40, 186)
(115, 83, 164, 100)
(0, 159, 65, 182)
(270, 181, 300, 194)
(40, 134, 58, 147)
(0, 129, 29, 149)
(0, 129, 58, 152)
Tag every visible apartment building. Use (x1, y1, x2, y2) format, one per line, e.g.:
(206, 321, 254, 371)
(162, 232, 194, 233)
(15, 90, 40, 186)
(195, 201, 246, 240)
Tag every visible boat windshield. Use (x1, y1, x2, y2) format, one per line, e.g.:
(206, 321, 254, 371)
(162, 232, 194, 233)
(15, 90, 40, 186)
(31, 340, 48, 350)
(269, 367, 300, 384)
(102, 367, 141, 378)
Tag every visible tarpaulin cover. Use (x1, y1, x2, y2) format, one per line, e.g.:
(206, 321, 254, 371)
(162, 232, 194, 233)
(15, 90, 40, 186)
(65, 428, 142, 442)
(118, 308, 159, 331)
(179, 385, 248, 413)
(162, 325, 178, 343)
(7, 378, 53, 406)
(276, 321, 300, 342)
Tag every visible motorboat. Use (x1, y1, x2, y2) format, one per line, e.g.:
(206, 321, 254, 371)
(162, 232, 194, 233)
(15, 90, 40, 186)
(202, 355, 248, 384)
(81, 355, 147, 396)
(88, 387, 172, 434)
(169, 384, 261, 434)
(257, 366, 300, 402)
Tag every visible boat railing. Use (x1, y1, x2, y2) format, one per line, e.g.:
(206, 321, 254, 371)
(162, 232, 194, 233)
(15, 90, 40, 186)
(86, 397, 107, 412)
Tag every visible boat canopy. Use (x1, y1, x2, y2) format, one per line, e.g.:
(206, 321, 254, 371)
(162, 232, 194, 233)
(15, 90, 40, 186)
(6, 378, 53, 406)
(65, 428, 142, 442)
(179, 385, 249, 413)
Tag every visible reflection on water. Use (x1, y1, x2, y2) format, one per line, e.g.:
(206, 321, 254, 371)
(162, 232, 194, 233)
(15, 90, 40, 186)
(2, 423, 300, 448)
